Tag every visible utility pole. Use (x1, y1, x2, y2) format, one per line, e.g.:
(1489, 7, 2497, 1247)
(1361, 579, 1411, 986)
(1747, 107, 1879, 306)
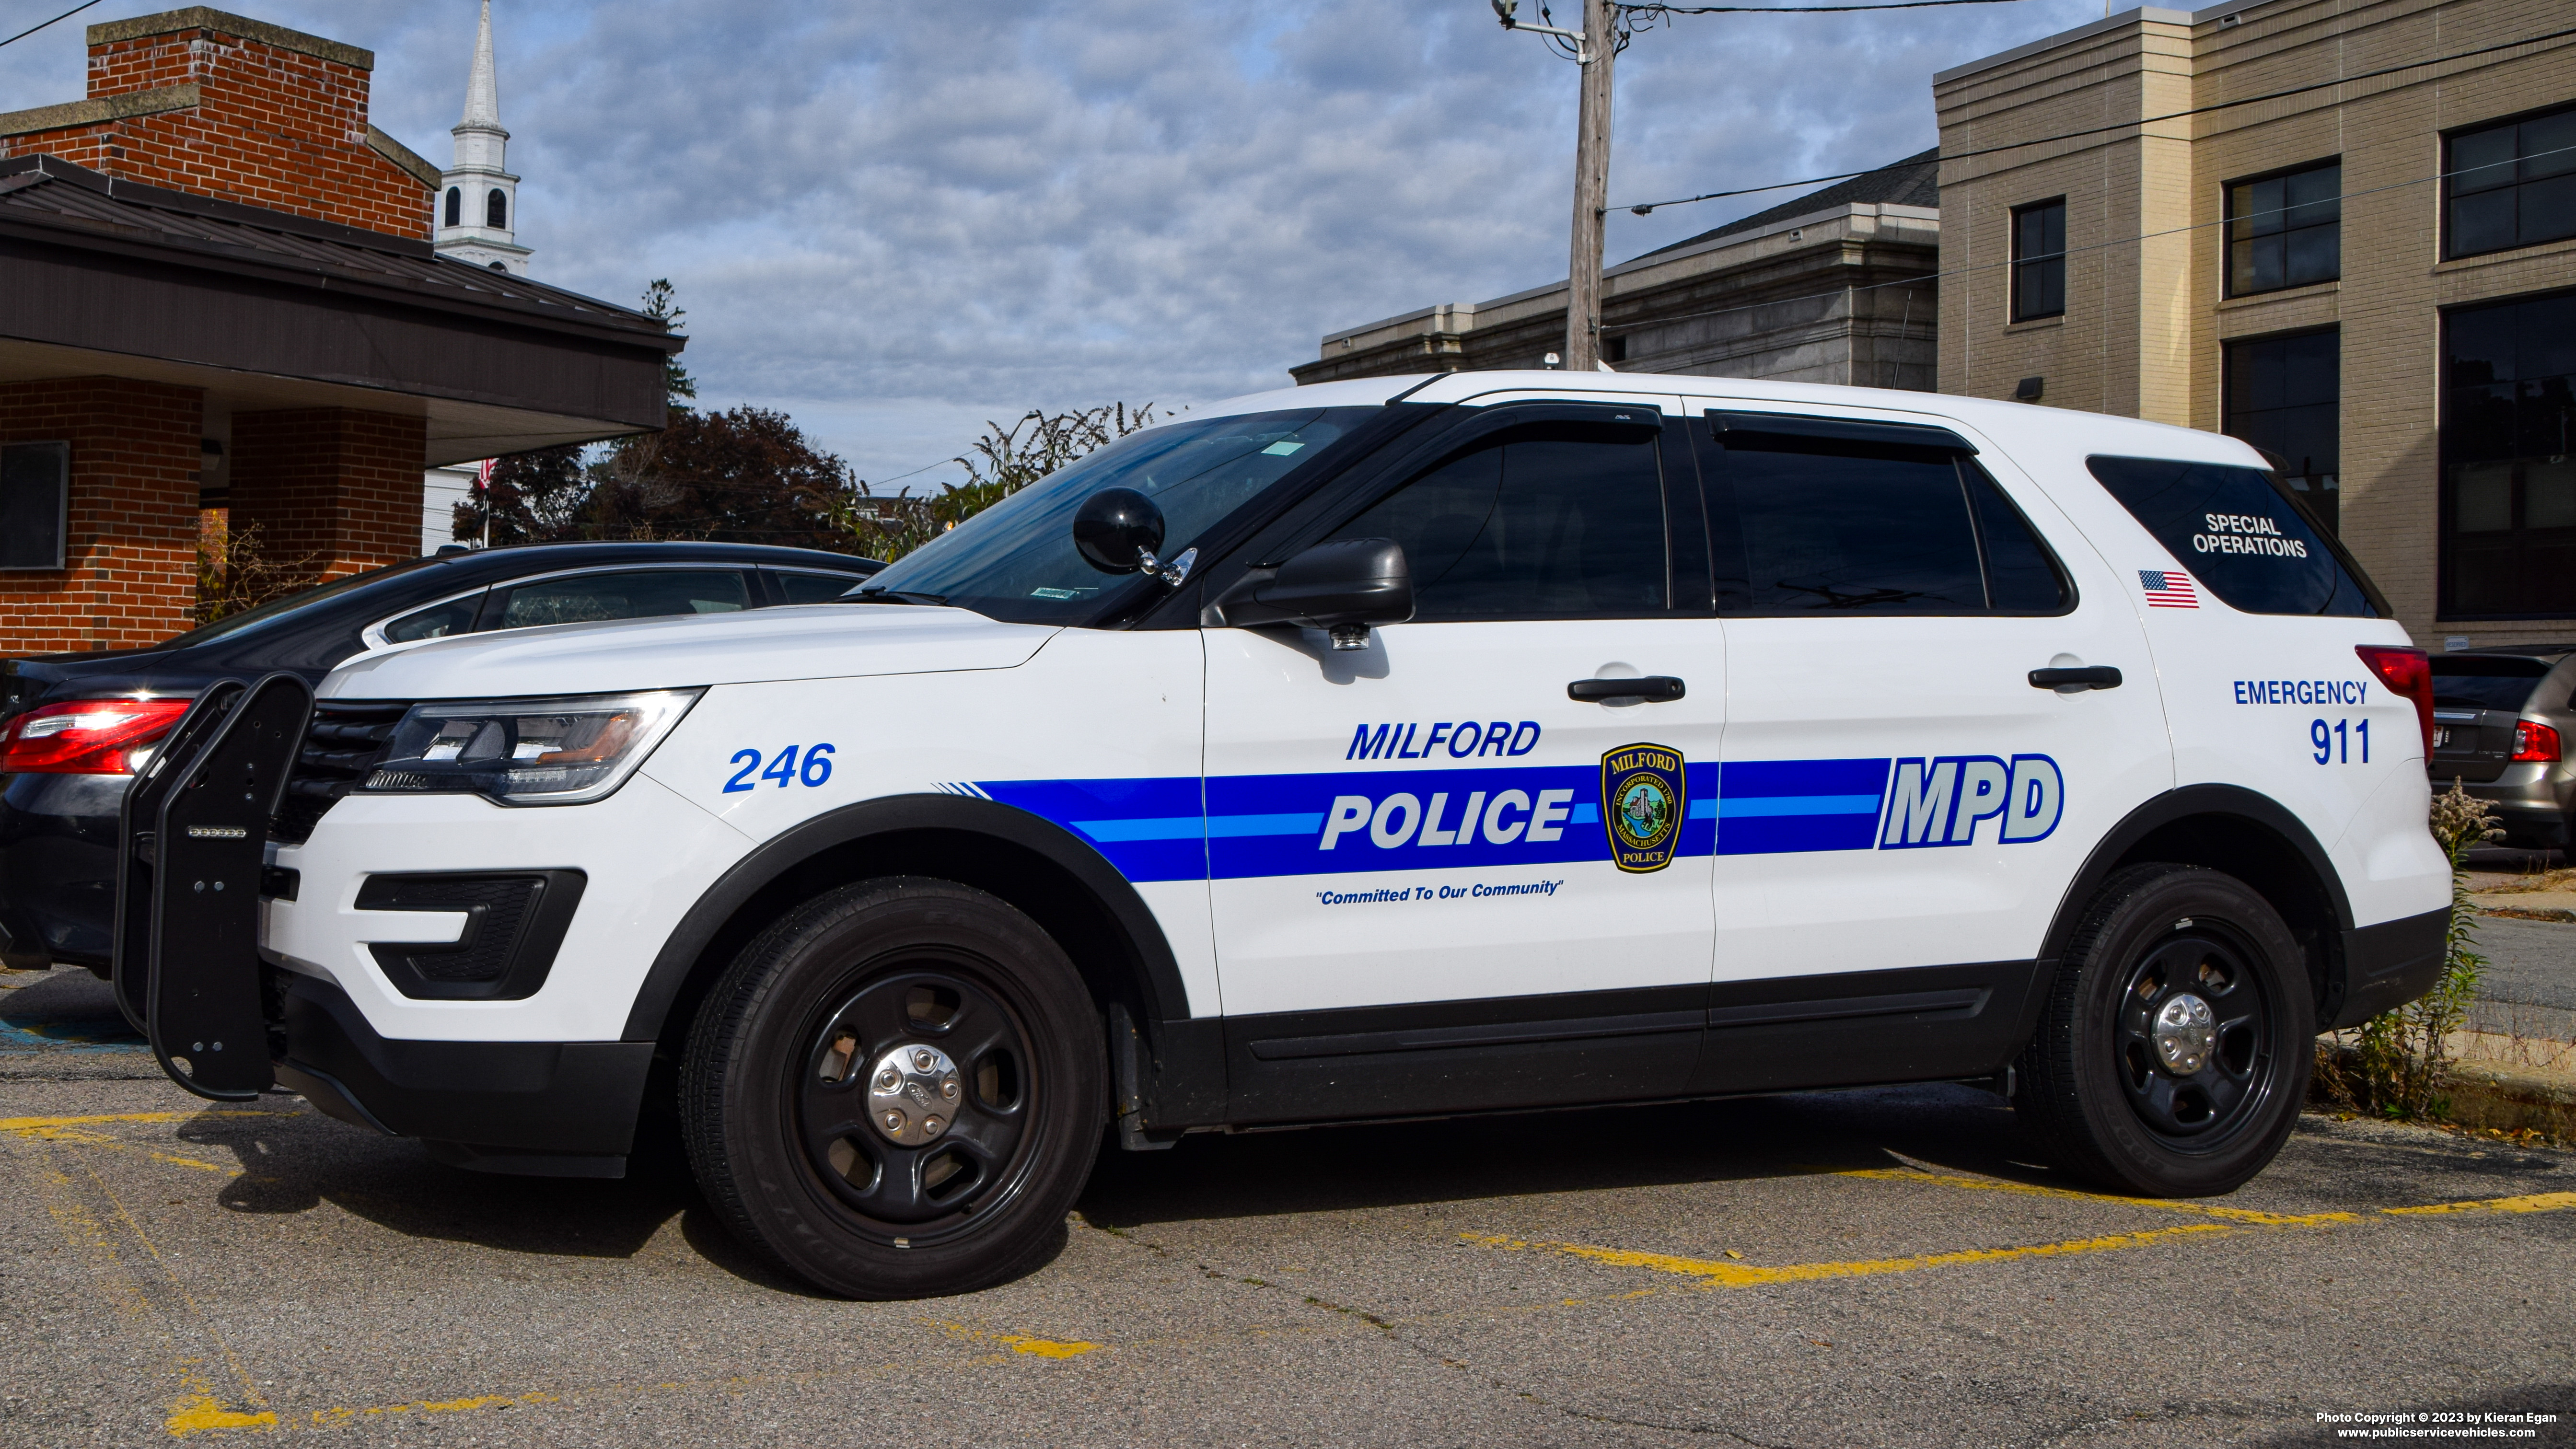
(1494, 0, 1617, 371)
(1564, 0, 1614, 371)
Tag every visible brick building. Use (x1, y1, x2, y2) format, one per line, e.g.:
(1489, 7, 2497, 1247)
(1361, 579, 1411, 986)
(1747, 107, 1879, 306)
(1934, 0, 2576, 647)
(0, 8, 678, 655)
(1291, 155, 1939, 388)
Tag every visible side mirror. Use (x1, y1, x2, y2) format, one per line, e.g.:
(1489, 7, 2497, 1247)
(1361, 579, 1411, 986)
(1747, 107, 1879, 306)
(1209, 538, 1413, 650)
(1072, 487, 1165, 574)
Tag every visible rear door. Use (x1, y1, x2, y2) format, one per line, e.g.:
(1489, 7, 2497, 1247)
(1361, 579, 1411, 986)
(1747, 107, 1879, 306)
(1201, 397, 1725, 1121)
(1694, 409, 2172, 1089)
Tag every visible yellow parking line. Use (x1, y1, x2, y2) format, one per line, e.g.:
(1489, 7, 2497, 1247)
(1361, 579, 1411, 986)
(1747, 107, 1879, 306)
(0, 1110, 287, 1134)
(1833, 1167, 2360, 1226)
(1463, 1223, 2234, 1286)
(2382, 1190, 2576, 1217)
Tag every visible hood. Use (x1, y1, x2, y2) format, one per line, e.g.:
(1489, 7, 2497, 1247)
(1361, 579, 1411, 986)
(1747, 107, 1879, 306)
(320, 604, 1059, 701)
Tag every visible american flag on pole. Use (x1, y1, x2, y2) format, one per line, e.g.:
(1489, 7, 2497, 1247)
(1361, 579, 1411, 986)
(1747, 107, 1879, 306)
(2138, 569, 2199, 608)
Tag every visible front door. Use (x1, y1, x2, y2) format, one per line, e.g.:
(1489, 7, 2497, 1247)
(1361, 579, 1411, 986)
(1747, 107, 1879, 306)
(1201, 398, 1726, 1122)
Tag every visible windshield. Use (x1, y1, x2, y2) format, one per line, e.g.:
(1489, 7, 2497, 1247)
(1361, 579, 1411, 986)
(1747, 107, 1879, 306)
(161, 556, 449, 648)
(2430, 655, 2558, 712)
(857, 407, 1375, 624)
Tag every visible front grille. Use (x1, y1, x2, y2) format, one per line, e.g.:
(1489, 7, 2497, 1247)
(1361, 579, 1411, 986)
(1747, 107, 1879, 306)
(273, 700, 408, 843)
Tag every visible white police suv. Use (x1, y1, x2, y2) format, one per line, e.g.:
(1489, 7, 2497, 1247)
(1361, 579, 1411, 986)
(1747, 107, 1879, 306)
(114, 371, 2450, 1299)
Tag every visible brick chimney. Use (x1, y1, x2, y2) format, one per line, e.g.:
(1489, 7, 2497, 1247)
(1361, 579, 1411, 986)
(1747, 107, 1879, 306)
(0, 7, 437, 239)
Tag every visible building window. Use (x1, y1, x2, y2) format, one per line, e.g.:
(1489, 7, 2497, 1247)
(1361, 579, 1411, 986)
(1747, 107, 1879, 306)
(444, 186, 460, 228)
(2011, 199, 2065, 322)
(486, 188, 507, 230)
(2441, 290, 2576, 617)
(2445, 104, 2576, 260)
(2223, 329, 2340, 532)
(2226, 160, 2340, 296)
(0, 441, 69, 570)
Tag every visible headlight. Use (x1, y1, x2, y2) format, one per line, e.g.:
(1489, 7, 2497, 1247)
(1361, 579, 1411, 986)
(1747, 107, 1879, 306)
(360, 689, 701, 806)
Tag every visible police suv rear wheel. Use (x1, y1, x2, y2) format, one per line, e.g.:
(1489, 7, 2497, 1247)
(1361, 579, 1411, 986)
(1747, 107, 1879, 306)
(2015, 864, 2310, 1197)
(680, 878, 1104, 1299)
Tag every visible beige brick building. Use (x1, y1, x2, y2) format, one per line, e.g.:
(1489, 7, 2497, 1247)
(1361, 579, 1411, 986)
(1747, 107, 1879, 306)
(1935, 0, 2576, 646)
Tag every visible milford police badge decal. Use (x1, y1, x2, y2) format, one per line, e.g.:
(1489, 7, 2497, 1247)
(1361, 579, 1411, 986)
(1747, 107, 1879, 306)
(1601, 743, 1684, 874)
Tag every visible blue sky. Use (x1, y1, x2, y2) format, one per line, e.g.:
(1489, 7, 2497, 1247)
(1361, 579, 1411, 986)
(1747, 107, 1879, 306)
(0, 0, 2106, 488)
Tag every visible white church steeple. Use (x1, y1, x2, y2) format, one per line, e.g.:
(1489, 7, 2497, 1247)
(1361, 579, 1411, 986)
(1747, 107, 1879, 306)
(434, 0, 531, 275)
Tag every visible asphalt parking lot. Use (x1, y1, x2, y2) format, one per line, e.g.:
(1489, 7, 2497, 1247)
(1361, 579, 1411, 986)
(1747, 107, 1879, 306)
(2, 969, 2571, 1449)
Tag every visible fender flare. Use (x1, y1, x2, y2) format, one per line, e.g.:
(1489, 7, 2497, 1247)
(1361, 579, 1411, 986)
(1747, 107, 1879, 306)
(618, 793, 1192, 1044)
(2040, 783, 2355, 1014)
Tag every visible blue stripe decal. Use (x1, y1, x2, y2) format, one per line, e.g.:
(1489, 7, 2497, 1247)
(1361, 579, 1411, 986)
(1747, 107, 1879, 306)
(1717, 794, 1885, 819)
(1714, 758, 1891, 856)
(975, 776, 1205, 882)
(1210, 812, 1326, 837)
(982, 757, 1921, 879)
(1071, 816, 1201, 842)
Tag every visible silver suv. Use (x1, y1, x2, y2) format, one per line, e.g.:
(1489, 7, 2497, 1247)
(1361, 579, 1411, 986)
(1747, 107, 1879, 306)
(2427, 645, 2576, 849)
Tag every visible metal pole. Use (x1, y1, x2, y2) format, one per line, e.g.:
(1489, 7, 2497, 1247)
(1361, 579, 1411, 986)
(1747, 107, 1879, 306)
(1563, 0, 1614, 371)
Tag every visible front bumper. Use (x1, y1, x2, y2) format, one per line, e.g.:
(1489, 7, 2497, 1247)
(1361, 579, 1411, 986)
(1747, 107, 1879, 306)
(274, 970, 651, 1177)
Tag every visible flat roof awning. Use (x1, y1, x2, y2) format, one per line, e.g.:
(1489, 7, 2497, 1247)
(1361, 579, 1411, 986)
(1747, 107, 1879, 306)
(0, 154, 681, 464)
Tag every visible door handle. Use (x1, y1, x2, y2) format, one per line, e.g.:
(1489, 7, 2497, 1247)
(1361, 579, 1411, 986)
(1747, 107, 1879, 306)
(2029, 666, 2122, 691)
(1568, 676, 1686, 703)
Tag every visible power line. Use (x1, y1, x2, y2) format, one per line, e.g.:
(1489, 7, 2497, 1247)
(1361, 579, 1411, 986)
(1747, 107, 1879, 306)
(1611, 20, 2576, 215)
(1601, 140, 2572, 340)
(0, 0, 100, 50)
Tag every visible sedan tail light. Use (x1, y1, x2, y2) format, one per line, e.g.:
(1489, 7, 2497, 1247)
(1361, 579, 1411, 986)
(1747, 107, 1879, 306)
(2355, 645, 2434, 759)
(2514, 719, 2563, 763)
(0, 698, 193, 775)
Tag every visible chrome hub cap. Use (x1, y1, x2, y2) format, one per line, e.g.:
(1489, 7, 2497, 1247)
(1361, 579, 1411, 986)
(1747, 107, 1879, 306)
(2150, 994, 2216, 1075)
(867, 1042, 961, 1145)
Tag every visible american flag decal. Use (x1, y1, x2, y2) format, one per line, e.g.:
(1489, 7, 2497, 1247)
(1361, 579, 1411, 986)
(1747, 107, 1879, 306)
(2138, 569, 2199, 608)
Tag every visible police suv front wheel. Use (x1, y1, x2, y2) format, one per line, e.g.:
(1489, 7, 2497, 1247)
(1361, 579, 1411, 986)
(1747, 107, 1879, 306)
(680, 878, 1105, 1298)
(2014, 864, 2311, 1197)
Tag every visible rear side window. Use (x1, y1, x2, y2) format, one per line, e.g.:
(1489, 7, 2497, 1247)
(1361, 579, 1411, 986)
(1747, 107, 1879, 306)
(2086, 456, 2385, 617)
(1328, 424, 1669, 621)
(494, 569, 753, 629)
(1708, 440, 2070, 614)
(2429, 655, 2554, 712)
(381, 595, 482, 643)
(773, 570, 869, 604)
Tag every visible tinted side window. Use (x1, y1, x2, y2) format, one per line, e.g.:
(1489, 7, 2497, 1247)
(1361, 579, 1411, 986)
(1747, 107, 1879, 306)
(1969, 467, 2073, 612)
(381, 594, 482, 643)
(1328, 426, 1668, 621)
(1716, 443, 1987, 614)
(494, 569, 753, 629)
(2086, 456, 2384, 617)
(773, 570, 868, 604)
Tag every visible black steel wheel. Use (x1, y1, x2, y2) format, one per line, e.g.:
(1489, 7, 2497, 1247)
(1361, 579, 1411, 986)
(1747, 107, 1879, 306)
(2109, 925, 2276, 1142)
(681, 877, 1104, 1298)
(2015, 863, 2311, 1196)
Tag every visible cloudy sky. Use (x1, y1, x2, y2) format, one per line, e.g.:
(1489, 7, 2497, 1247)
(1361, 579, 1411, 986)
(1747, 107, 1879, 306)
(0, 0, 2104, 487)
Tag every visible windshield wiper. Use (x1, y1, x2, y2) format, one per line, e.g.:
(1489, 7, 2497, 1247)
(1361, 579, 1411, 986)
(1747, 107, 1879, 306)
(850, 588, 949, 606)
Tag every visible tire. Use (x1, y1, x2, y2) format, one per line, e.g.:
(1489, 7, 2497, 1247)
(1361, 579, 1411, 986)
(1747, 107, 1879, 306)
(2014, 863, 2312, 1197)
(680, 877, 1105, 1298)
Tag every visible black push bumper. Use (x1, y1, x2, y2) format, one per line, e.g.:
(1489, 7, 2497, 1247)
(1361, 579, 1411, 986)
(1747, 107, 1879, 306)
(273, 972, 652, 1178)
(2326, 906, 2450, 1031)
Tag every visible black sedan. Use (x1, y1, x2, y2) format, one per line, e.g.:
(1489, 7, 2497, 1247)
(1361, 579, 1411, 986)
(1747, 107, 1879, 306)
(0, 540, 881, 974)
